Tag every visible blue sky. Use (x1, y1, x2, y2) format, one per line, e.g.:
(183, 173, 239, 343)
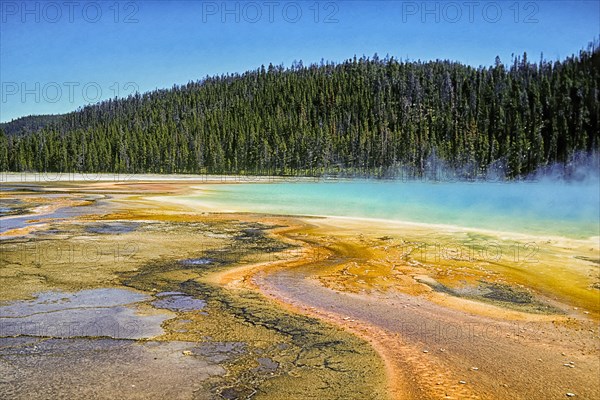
(1, 0, 598, 122)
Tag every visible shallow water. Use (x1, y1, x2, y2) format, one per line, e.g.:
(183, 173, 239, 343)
(152, 292, 207, 312)
(0, 204, 92, 234)
(0, 289, 170, 339)
(180, 257, 215, 266)
(192, 180, 600, 238)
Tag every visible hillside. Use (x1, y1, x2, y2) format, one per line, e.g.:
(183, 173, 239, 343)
(0, 114, 66, 136)
(1, 44, 598, 178)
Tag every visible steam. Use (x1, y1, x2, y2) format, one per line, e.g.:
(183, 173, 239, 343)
(373, 150, 600, 184)
(527, 151, 600, 184)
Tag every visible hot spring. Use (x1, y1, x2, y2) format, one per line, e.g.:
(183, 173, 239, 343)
(187, 179, 600, 239)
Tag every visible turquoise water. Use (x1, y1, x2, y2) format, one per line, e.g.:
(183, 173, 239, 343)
(191, 180, 600, 238)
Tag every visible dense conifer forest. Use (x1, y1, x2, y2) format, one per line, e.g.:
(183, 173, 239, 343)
(1, 43, 599, 178)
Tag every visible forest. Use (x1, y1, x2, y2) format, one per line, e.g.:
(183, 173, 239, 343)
(1, 43, 598, 179)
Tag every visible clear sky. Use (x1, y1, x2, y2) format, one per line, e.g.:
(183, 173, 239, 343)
(1, 0, 598, 122)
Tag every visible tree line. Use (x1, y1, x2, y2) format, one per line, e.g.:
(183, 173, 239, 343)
(1, 42, 598, 178)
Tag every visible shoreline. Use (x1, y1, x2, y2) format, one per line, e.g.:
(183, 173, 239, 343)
(1, 172, 350, 184)
(149, 190, 600, 244)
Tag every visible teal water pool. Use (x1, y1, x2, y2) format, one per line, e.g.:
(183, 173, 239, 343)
(188, 180, 600, 239)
